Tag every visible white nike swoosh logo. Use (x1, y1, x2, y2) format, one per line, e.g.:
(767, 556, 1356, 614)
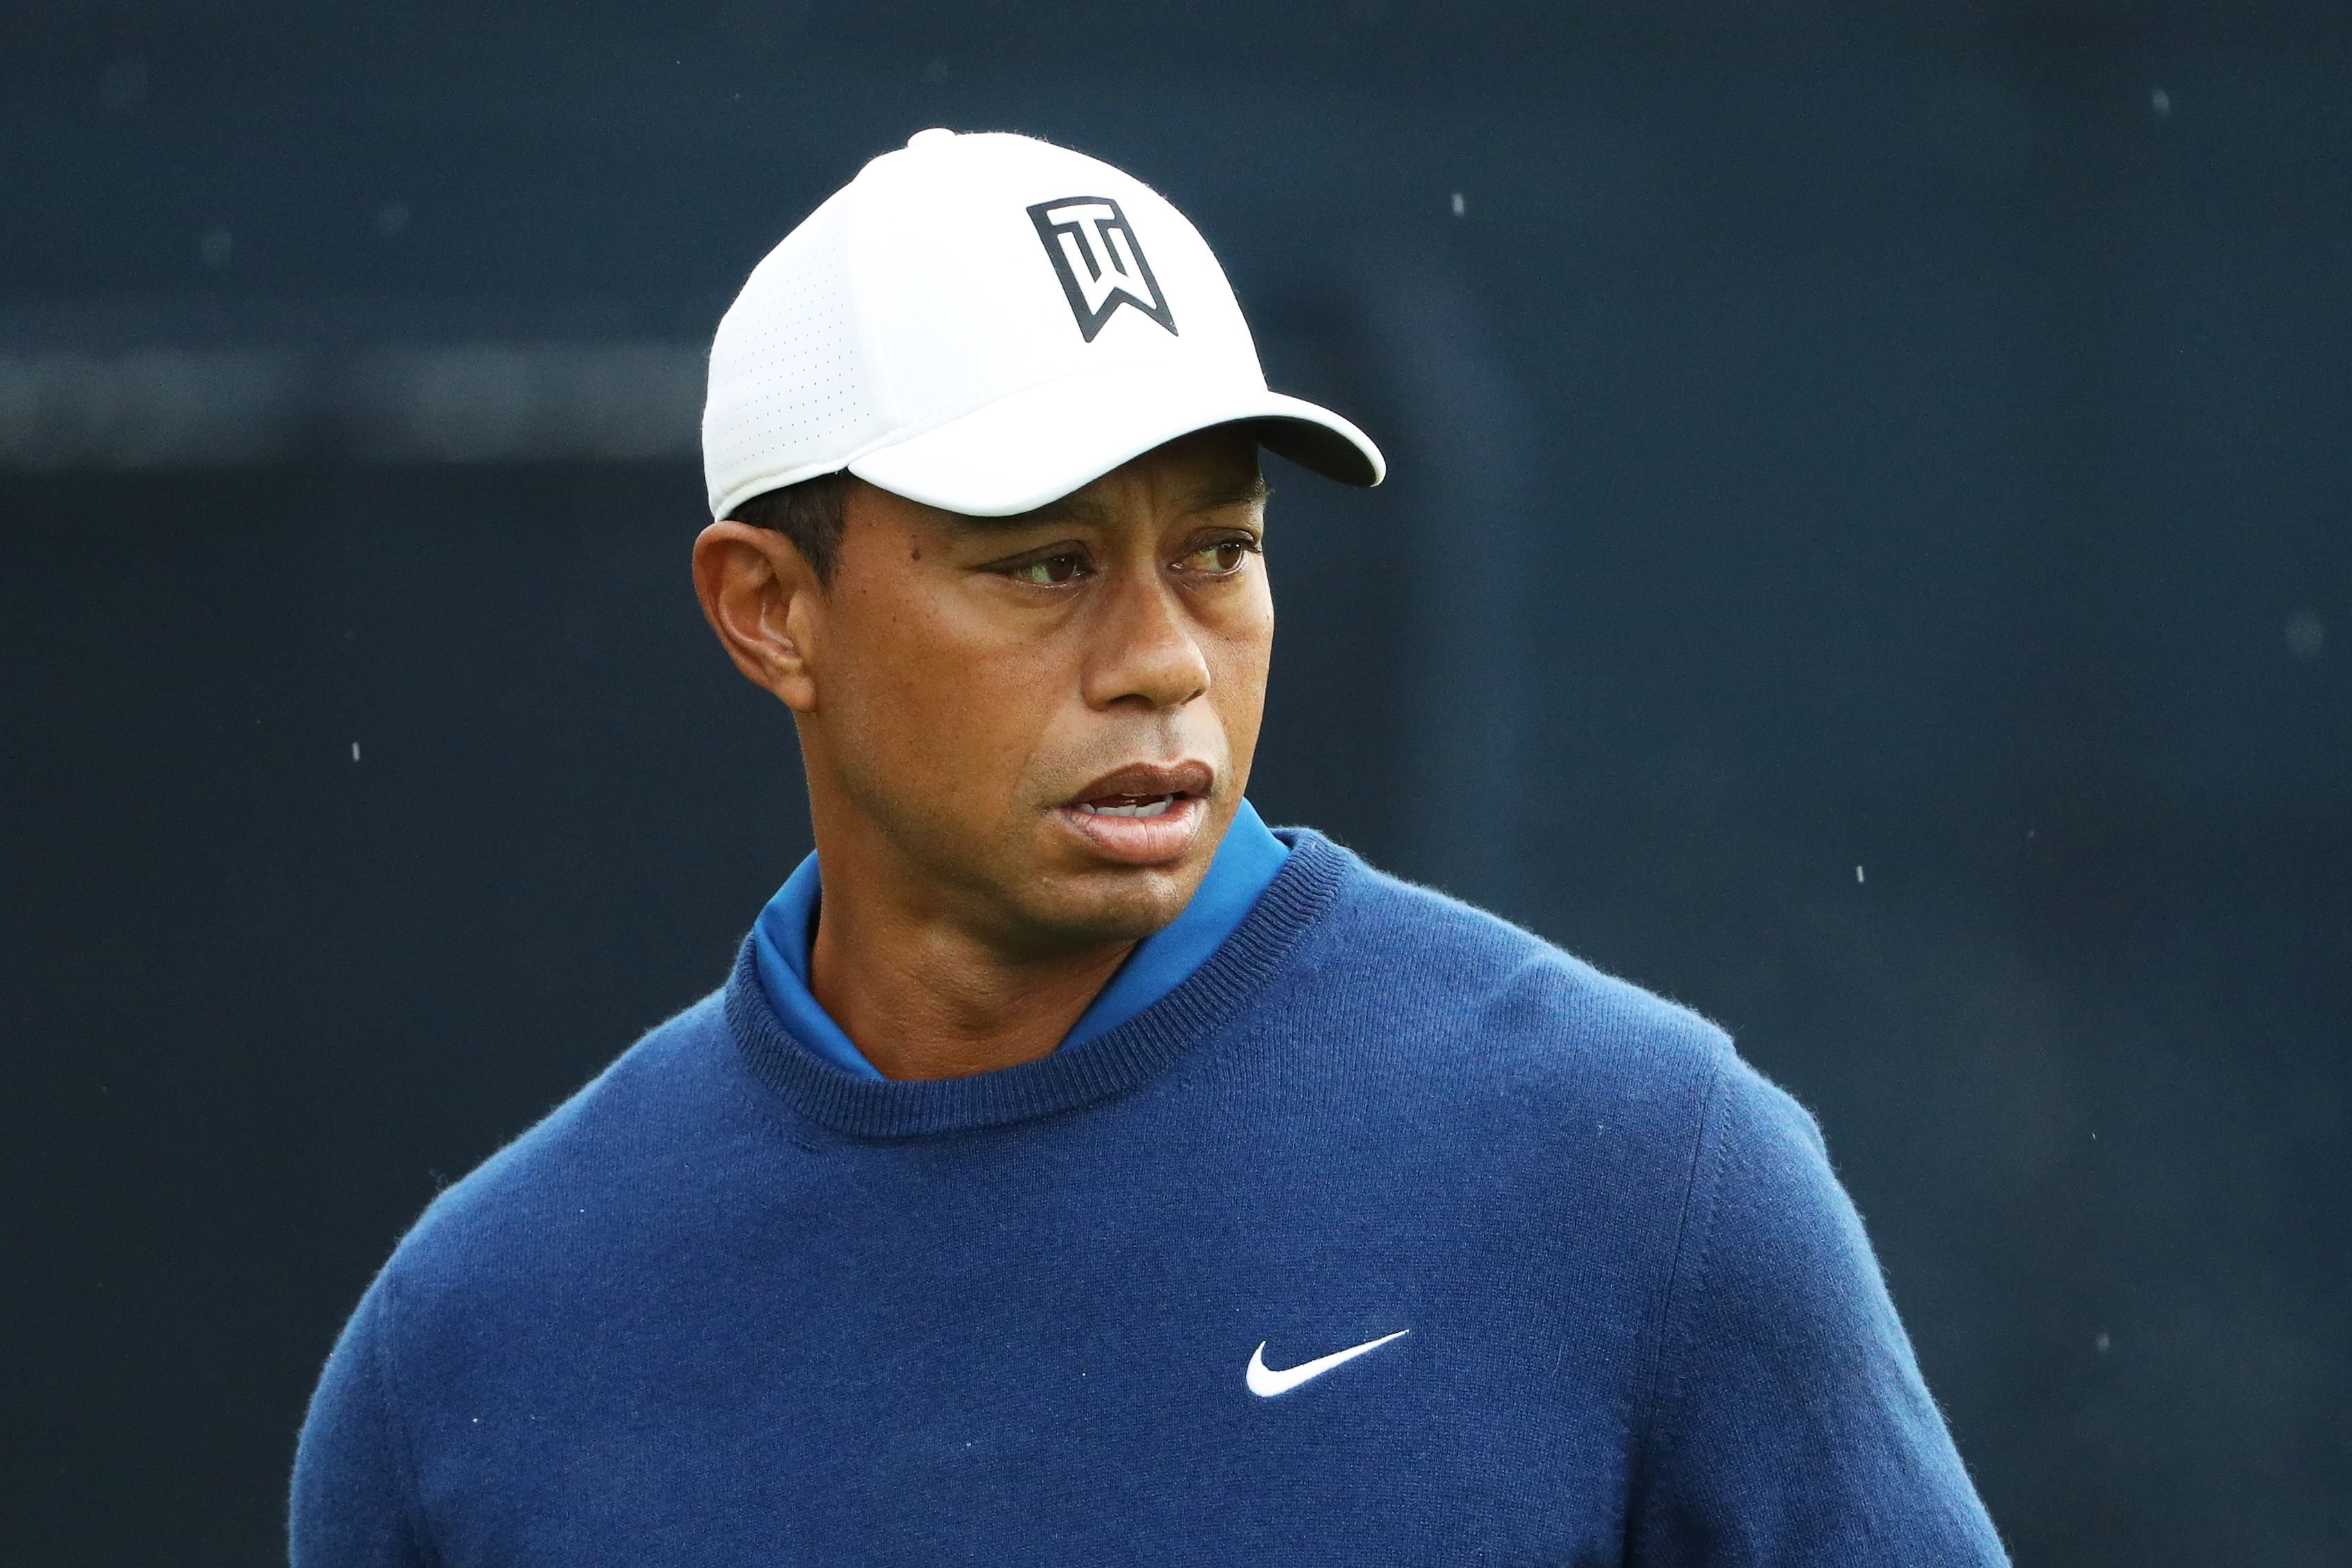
(1244, 1329, 1411, 1397)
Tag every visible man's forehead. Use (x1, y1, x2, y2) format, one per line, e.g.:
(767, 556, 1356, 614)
(954, 440, 1267, 531)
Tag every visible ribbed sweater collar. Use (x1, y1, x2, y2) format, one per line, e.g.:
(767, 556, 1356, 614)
(724, 829, 1348, 1139)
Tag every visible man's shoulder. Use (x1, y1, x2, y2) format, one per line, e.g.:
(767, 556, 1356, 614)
(373, 989, 746, 1303)
(1297, 836, 1740, 1121)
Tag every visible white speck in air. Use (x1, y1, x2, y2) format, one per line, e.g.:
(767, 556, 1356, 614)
(199, 227, 233, 270)
(2285, 609, 2325, 661)
(2095, 1331, 2112, 1354)
(1855, 865, 1865, 884)
(2150, 87, 2171, 116)
(1450, 191, 1466, 217)
(351, 742, 360, 762)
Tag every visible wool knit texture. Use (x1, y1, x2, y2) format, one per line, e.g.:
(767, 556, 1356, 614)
(291, 830, 2008, 1565)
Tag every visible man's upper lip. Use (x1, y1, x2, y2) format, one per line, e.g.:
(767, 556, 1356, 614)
(1065, 759, 1215, 805)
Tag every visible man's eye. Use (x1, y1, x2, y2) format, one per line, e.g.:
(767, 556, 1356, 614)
(1007, 552, 1088, 585)
(1184, 538, 1257, 573)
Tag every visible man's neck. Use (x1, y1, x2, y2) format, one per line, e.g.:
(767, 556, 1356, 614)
(805, 887, 1134, 1081)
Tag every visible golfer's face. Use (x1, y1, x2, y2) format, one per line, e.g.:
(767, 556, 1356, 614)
(817, 425, 1272, 946)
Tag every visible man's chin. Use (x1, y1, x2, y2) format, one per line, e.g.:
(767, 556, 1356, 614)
(1016, 860, 1200, 949)
(1002, 824, 1219, 952)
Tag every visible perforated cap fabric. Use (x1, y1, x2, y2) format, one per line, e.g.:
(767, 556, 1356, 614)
(702, 129, 1384, 519)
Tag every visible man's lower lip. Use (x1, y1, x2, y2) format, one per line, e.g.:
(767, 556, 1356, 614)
(1055, 795, 1204, 863)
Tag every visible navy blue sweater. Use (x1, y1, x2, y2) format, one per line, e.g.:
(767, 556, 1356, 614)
(292, 831, 2006, 1565)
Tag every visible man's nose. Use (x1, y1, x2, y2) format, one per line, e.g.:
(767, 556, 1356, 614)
(1081, 569, 1211, 712)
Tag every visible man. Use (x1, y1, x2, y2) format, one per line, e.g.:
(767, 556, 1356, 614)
(293, 130, 2006, 1564)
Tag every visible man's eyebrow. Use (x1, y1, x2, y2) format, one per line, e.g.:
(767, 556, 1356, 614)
(942, 492, 1112, 534)
(1002, 492, 1115, 530)
(1187, 474, 1271, 513)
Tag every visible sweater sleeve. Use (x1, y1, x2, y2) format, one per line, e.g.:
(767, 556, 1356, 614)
(1628, 1060, 2008, 1567)
(290, 1280, 437, 1568)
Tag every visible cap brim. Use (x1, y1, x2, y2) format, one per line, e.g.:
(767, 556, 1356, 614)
(847, 365, 1383, 517)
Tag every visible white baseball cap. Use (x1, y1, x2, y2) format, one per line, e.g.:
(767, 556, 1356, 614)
(702, 128, 1385, 520)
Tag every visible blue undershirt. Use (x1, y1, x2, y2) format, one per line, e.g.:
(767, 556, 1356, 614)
(751, 798, 1290, 1079)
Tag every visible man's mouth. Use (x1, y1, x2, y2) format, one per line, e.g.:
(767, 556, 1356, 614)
(1074, 793, 1186, 819)
(1057, 762, 1215, 864)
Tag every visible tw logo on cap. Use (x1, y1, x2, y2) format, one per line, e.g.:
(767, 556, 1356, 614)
(1027, 196, 1177, 343)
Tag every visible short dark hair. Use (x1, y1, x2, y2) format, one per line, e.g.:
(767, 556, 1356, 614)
(728, 470, 851, 586)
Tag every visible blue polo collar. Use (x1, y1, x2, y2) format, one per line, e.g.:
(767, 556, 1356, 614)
(750, 800, 1291, 1080)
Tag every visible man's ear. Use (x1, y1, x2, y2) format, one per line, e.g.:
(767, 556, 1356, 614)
(691, 521, 823, 712)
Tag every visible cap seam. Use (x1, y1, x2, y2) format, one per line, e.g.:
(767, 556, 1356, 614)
(839, 152, 899, 450)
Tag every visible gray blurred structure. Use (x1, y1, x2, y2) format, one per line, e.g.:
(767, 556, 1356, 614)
(0, 339, 704, 468)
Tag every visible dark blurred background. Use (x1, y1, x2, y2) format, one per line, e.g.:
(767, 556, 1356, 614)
(4, 1, 2348, 1562)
